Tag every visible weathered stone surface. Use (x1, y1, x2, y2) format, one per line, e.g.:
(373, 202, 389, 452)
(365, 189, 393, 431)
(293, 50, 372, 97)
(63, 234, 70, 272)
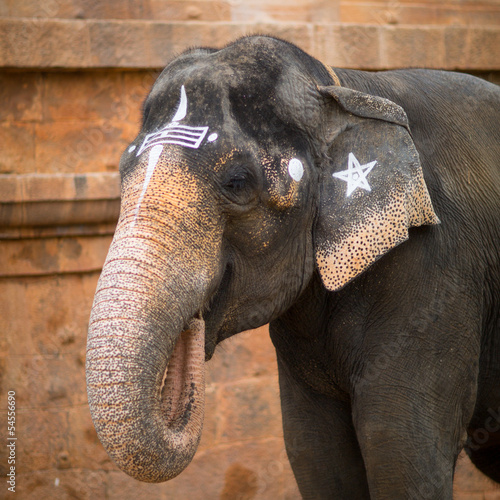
(1, 18, 499, 70)
(0, 172, 120, 204)
(14, 469, 108, 499)
(0, 273, 98, 357)
(0, 235, 112, 275)
(0, 73, 43, 122)
(216, 377, 283, 444)
(107, 438, 300, 499)
(206, 326, 277, 384)
(1, 3, 500, 499)
(381, 25, 446, 69)
(12, 409, 69, 473)
(0, 172, 120, 232)
(0, 70, 155, 176)
(149, 0, 232, 21)
(43, 72, 124, 123)
(0, 18, 91, 68)
(88, 20, 151, 68)
(315, 24, 381, 69)
(2, 354, 87, 410)
(3, 0, 500, 26)
(454, 451, 500, 498)
(340, 1, 500, 26)
(35, 120, 129, 174)
(0, 122, 36, 174)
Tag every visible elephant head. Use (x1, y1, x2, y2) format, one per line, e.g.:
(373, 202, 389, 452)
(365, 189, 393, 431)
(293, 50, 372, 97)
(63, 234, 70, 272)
(86, 36, 439, 482)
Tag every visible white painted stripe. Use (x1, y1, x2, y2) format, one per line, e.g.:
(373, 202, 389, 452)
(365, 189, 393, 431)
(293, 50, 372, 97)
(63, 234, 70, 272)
(172, 85, 188, 122)
(136, 124, 209, 155)
(132, 144, 164, 225)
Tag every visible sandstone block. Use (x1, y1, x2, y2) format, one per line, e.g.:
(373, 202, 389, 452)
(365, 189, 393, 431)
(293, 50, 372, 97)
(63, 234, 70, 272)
(467, 27, 500, 70)
(454, 451, 500, 494)
(76, 0, 148, 20)
(149, 0, 231, 21)
(453, 493, 487, 500)
(1, 0, 75, 19)
(0, 172, 120, 204)
(340, 2, 500, 27)
(107, 470, 172, 500)
(0, 235, 112, 276)
(43, 72, 124, 123)
(1, 353, 87, 410)
(149, 22, 238, 65)
(444, 27, 470, 69)
(123, 70, 161, 126)
(0, 18, 90, 68)
(381, 25, 445, 69)
(14, 469, 108, 500)
(149, 22, 315, 67)
(0, 273, 98, 357)
(206, 326, 277, 384)
(35, 120, 126, 174)
(217, 376, 283, 444)
(309, 0, 340, 23)
(107, 438, 299, 499)
(1, 18, 499, 71)
(445, 26, 500, 70)
(12, 409, 69, 472)
(314, 24, 381, 69)
(0, 122, 36, 174)
(0, 73, 43, 122)
(89, 20, 151, 68)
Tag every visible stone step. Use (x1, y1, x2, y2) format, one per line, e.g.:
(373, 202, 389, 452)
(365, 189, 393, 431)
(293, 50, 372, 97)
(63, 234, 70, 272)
(1, 18, 500, 70)
(2, 0, 500, 25)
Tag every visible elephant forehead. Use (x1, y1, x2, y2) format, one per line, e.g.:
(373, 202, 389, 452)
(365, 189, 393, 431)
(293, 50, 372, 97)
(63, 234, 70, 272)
(121, 149, 211, 218)
(115, 149, 223, 268)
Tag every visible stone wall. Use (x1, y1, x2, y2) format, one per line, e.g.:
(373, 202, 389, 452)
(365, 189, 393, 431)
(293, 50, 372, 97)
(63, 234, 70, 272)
(1, 1, 500, 498)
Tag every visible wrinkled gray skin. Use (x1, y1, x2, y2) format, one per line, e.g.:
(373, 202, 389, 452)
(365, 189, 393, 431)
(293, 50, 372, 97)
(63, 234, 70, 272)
(86, 35, 500, 498)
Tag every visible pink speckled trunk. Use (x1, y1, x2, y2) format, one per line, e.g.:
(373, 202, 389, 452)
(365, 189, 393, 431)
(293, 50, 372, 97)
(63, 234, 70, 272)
(86, 236, 208, 481)
(86, 164, 222, 482)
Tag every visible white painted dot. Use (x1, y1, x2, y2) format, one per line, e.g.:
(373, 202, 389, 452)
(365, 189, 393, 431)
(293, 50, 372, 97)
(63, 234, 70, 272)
(207, 133, 218, 142)
(288, 158, 304, 182)
(128, 145, 136, 153)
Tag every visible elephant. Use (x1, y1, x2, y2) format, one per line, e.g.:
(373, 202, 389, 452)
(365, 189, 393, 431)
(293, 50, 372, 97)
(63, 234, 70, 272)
(86, 35, 500, 499)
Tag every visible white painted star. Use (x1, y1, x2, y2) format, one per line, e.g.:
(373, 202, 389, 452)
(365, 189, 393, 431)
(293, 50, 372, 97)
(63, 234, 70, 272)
(333, 152, 377, 197)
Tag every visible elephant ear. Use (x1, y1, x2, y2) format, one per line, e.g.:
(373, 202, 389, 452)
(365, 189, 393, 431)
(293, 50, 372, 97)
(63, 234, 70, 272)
(314, 85, 440, 292)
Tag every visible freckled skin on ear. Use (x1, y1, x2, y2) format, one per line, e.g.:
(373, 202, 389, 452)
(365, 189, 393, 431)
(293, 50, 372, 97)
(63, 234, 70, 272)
(89, 35, 500, 497)
(315, 119, 439, 291)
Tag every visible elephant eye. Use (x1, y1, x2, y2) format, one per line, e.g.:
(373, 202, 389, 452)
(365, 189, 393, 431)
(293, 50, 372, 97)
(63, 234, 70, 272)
(225, 173, 247, 192)
(220, 167, 258, 207)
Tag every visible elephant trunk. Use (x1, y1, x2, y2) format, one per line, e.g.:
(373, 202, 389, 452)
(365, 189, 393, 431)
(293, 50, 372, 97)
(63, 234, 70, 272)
(86, 160, 222, 482)
(86, 256, 207, 481)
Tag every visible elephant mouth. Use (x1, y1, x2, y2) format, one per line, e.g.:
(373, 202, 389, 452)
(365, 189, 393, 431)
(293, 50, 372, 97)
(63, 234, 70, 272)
(201, 262, 233, 361)
(160, 317, 206, 427)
